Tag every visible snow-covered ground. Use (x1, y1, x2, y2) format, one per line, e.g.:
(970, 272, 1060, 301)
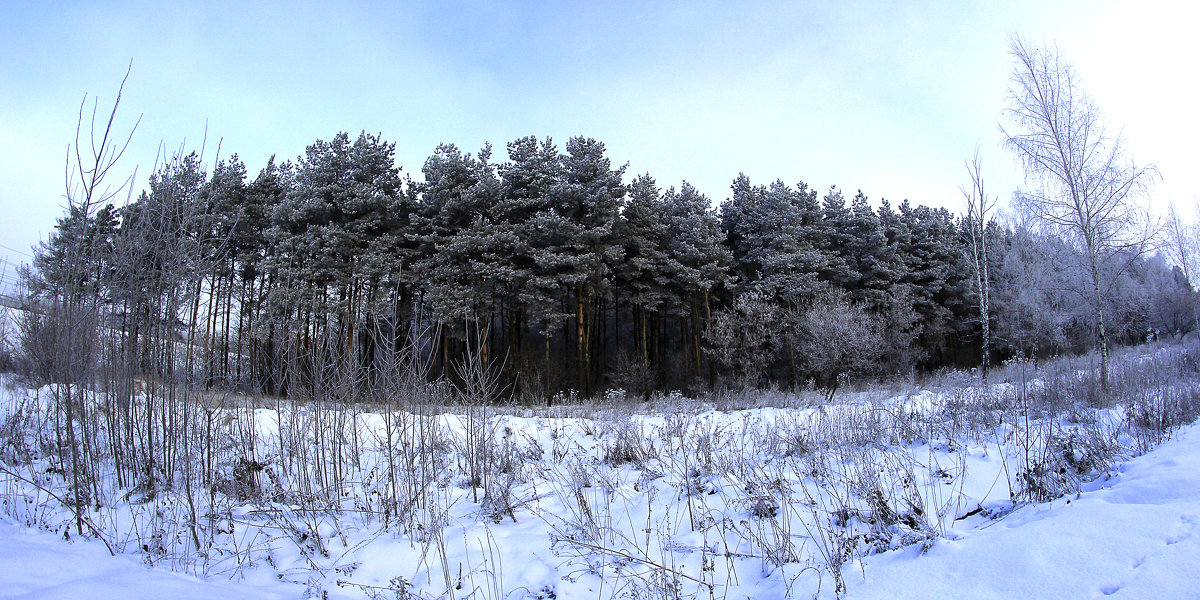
(0, 517, 301, 599)
(1, 344, 1198, 599)
(2, 417, 1198, 599)
(848, 419, 1200, 599)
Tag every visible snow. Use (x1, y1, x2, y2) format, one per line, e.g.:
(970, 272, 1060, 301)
(847, 422, 1200, 600)
(2, 353, 1199, 599)
(0, 518, 301, 599)
(2, 417, 1198, 598)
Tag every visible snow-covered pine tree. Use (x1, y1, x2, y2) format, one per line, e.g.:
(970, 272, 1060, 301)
(557, 137, 626, 396)
(757, 179, 828, 306)
(661, 181, 731, 380)
(897, 201, 972, 368)
(272, 132, 406, 382)
(820, 186, 857, 293)
(842, 190, 896, 311)
(412, 143, 503, 372)
(614, 173, 672, 369)
(196, 155, 248, 384)
(498, 136, 565, 379)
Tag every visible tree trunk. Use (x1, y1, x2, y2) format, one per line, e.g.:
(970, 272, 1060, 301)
(576, 283, 588, 396)
(1092, 258, 1110, 391)
(544, 321, 552, 398)
(693, 301, 702, 379)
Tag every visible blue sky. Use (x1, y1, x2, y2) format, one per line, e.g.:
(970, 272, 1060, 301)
(2, 0, 1197, 287)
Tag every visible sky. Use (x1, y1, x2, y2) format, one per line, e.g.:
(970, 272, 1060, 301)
(2, 0, 1198, 291)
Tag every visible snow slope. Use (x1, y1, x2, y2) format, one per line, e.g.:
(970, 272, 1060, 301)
(0, 519, 302, 599)
(847, 421, 1200, 599)
(3, 420, 1199, 599)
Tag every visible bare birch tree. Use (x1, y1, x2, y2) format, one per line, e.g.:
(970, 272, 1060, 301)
(1002, 35, 1158, 390)
(961, 146, 996, 381)
(1165, 203, 1199, 333)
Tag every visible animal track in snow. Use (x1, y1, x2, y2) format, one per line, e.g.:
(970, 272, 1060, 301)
(1098, 514, 1196, 597)
(1165, 514, 1196, 546)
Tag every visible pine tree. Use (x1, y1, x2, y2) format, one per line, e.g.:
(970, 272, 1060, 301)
(557, 137, 626, 395)
(614, 173, 672, 368)
(721, 175, 827, 305)
(196, 155, 248, 384)
(898, 201, 972, 366)
(842, 190, 896, 310)
(272, 132, 407, 380)
(720, 173, 764, 288)
(497, 136, 564, 373)
(661, 181, 731, 379)
(412, 143, 502, 337)
(820, 186, 857, 292)
(759, 180, 828, 306)
(247, 157, 293, 394)
(30, 203, 119, 302)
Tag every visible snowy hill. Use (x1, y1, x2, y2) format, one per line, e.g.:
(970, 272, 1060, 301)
(2, 394, 1198, 599)
(848, 420, 1200, 599)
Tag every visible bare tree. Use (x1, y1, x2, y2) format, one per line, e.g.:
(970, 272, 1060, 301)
(703, 290, 780, 390)
(1002, 35, 1158, 390)
(1165, 203, 1199, 333)
(24, 65, 140, 537)
(961, 147, 997, 380)
(792, 291, 883, 402)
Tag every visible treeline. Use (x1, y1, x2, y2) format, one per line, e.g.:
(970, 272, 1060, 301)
(24, 131, 1196, 400)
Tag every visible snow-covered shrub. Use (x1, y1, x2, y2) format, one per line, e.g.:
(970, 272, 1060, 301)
(763, 412, 815, 458)
(602, 417, 656, 468)
(609, 350, 654, 401)
(846, 447, 939, 553)
(0, 393, 42, 466)
(213, 456, 265, 501)
(1128, 383, 1200, 451)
